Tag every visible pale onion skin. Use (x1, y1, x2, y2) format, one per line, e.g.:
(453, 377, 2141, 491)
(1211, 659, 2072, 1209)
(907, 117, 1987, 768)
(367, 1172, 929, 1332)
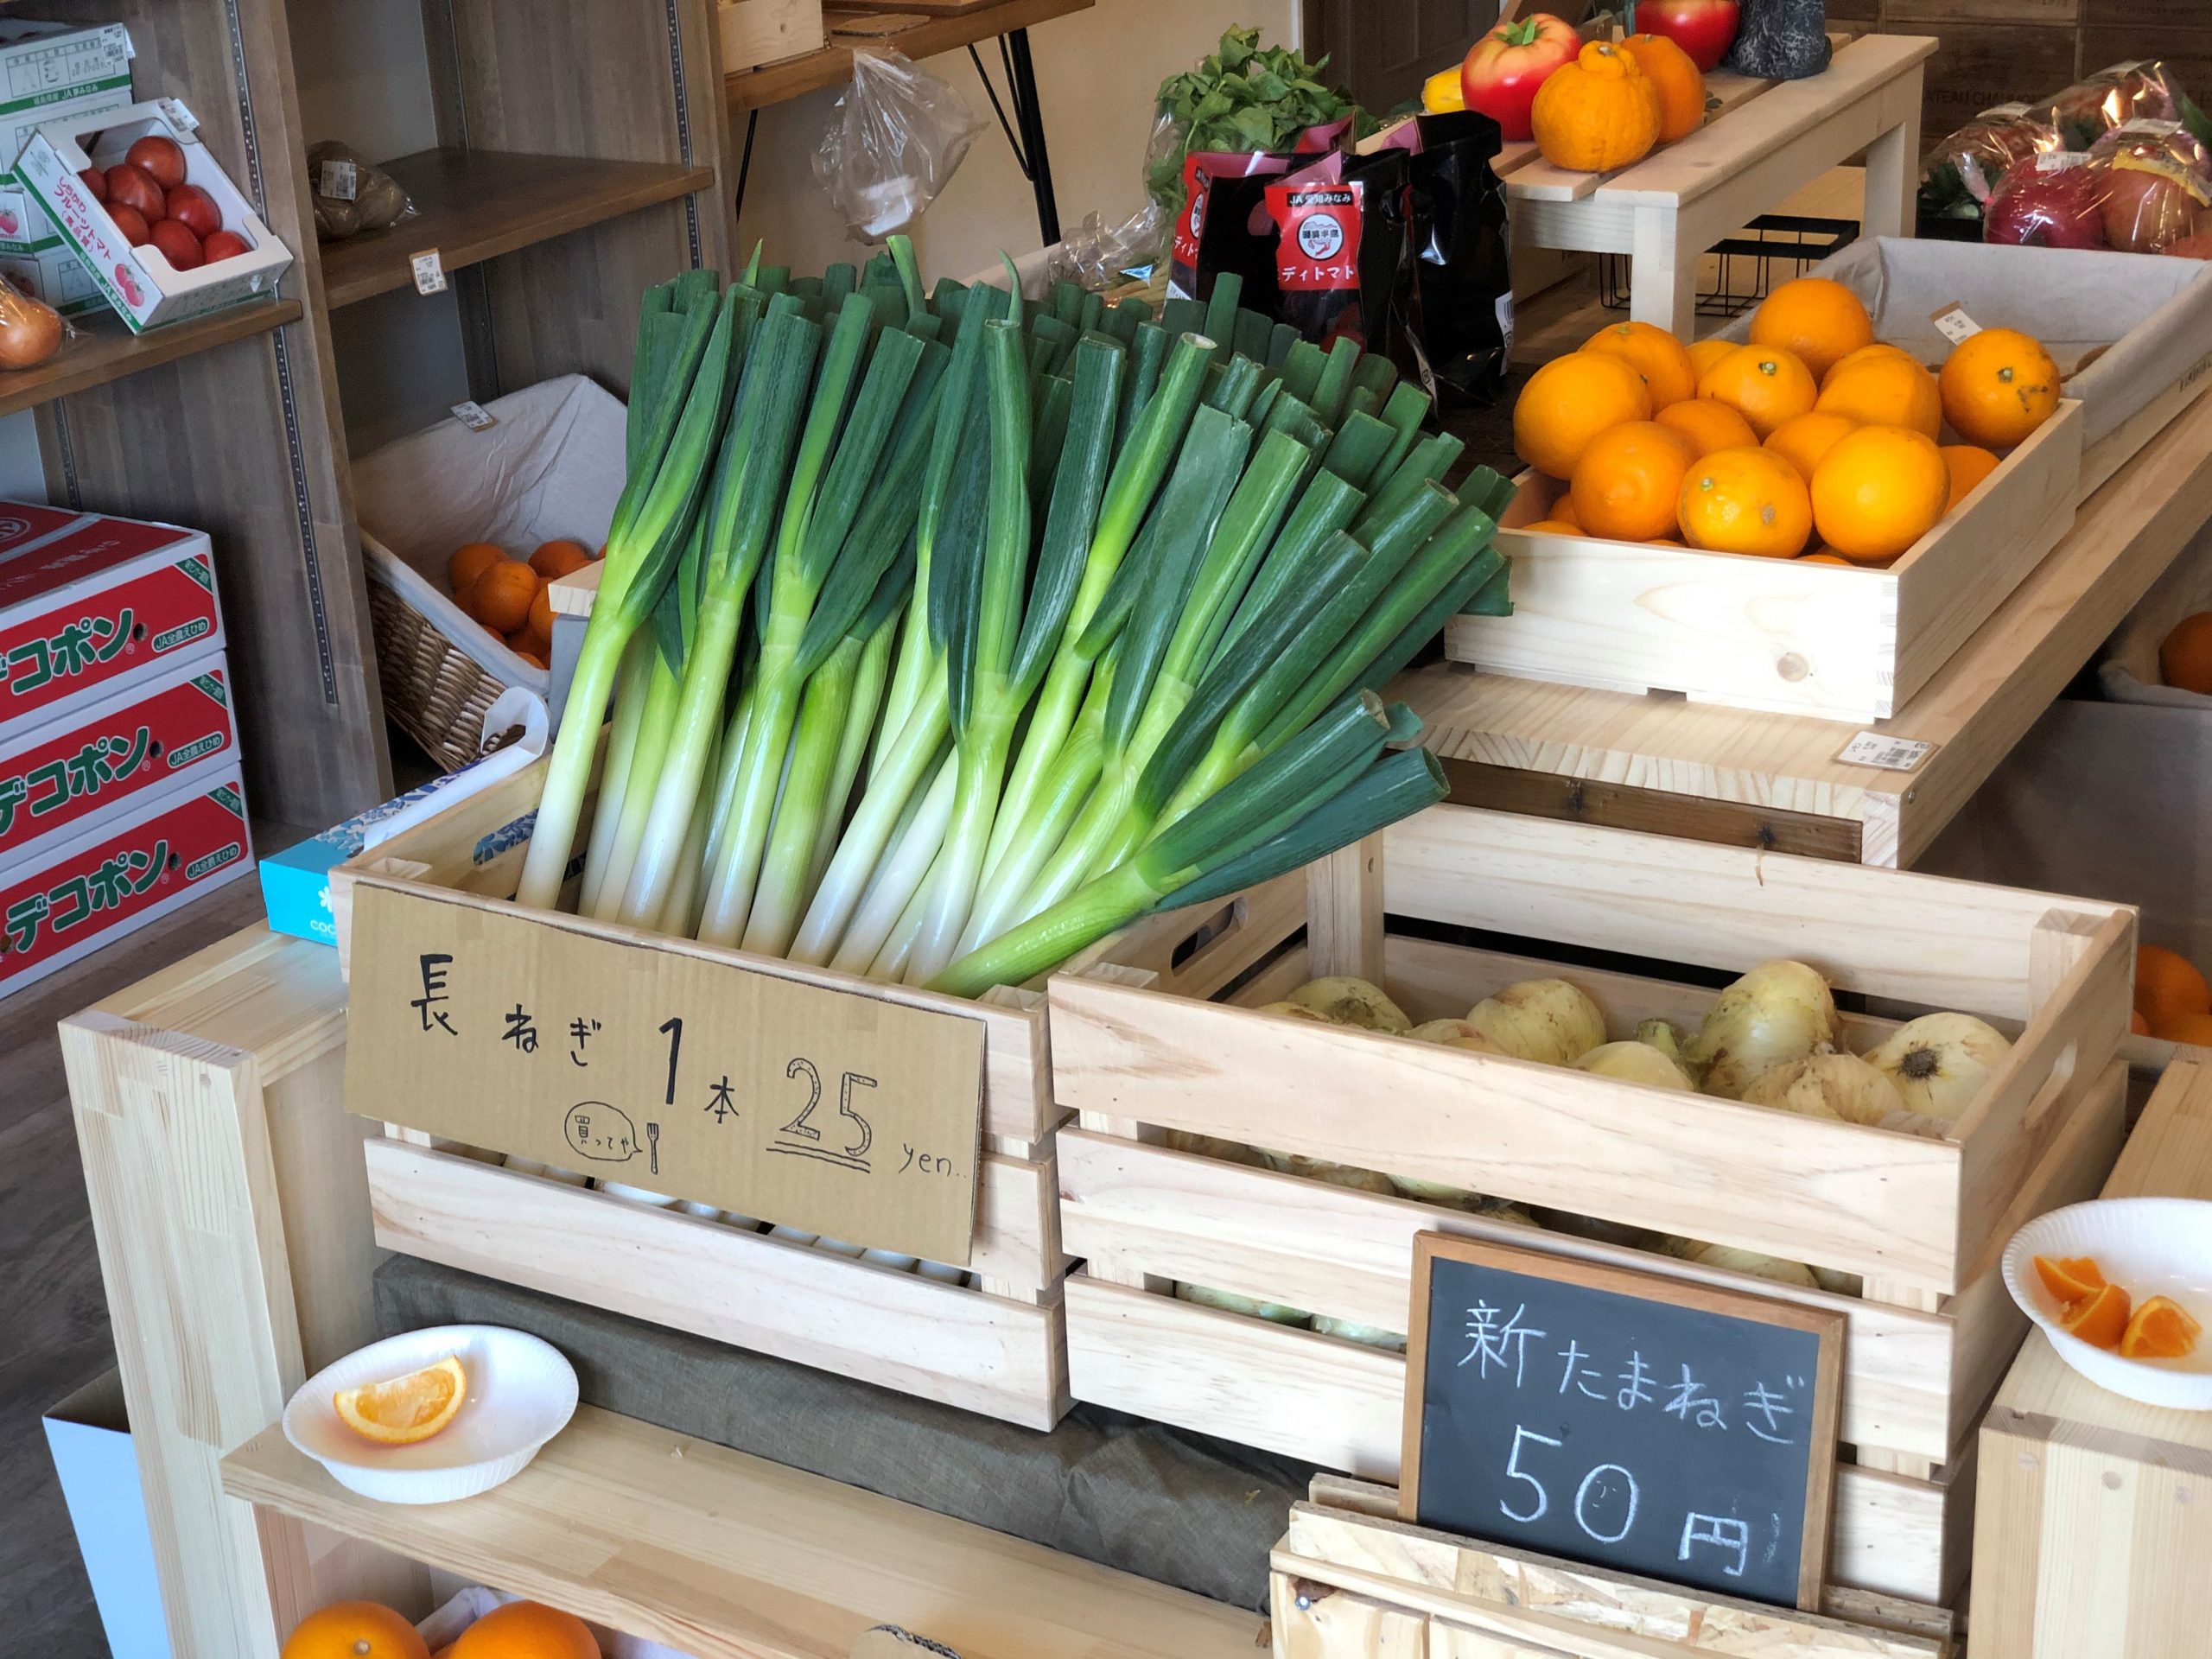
(1466, 977, 1606, 1066)
(1864, 1012, 2012, 1120)
(1670, 1236, 1821, 1288)
(1742, 1052, 1904, 1125)
(1175, 1281, 1311, 1325)
(1256, 1000, 1335, 1023)
(1279, 1155, 1396, 1193)
(1465, 1195, 1541, 1227)
(1287, 976, 1411, 1032)
(1635, 1018, 1688, 1065)
(1688, 959, 1838, 1099)
(1576, 1039, 1695, 1090)
(1162, 1129, 1268, 1166)
(1406, 1016, 1506, 1050)
(1312, 1313, 1408, 1351)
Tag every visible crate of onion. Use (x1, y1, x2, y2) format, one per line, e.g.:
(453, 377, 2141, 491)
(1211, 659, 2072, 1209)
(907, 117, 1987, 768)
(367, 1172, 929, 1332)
(1049, 802, 2133, 1611)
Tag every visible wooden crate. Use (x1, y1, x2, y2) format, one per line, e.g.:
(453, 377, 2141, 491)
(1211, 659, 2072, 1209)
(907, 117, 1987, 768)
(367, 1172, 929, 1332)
(1273, 1476, 1958, 1659)
(1052, 803, 2133, 1607)
(1448, 399, 2082, 723)
(719, 0, 824, 73)
(332, 751, 1287, 1429)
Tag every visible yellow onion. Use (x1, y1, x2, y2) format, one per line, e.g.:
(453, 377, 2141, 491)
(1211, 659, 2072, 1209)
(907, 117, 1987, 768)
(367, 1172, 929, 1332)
(1576, 1039, 1695, 1090)
(1467, 977, 1606, 1065)
(1273, 1155, 1395, 1192)
(1313, 1313, 1407, 1351)
(1465, 1194, 1540, 1227)
(1688, 960, 1837, 1098)
(1535, 1208, 1668, 1251)
(1865, 1013, 2011, 1121)
(1811, 1266, 1864, 1297)
(1742, 1052, 1903, 1125)
(1287, 976, 1411, 1032)
(1175, 1281, 1311, 1325)
(1407, 1016, 1506, 1051)
(1257, 1000, 1335, 1023)
(1162, 1129, 1268, 1166)
(1670, 1237, 1820, 1288)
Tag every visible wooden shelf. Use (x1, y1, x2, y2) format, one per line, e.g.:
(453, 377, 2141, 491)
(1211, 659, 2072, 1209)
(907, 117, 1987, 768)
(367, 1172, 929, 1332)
(0, 299, 299, 421)
(221, 1405, 1264, 1659)
(317, 149, 716, 309)
(727, 0, 1093, 111)
(1393, 385, 2212, 869)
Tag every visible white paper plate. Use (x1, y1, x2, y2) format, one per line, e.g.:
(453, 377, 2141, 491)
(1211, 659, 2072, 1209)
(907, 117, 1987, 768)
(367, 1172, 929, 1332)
(283, 1325, 577, 1503)
(2003, 1198, 2212, 1410)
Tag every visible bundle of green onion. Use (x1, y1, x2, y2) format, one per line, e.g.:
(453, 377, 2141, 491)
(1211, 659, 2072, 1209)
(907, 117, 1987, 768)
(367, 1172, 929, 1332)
(512, 242, 1513, 999)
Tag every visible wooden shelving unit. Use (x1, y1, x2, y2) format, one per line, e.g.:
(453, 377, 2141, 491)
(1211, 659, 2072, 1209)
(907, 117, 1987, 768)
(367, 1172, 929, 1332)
(0, 299, 298, 419)
(219, 1407, 1262, 1659)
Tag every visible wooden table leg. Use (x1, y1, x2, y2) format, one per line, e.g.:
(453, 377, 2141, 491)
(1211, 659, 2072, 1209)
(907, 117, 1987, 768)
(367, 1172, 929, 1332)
(1859, 93, 1922, 240)
(1630, 205, 1697, 341)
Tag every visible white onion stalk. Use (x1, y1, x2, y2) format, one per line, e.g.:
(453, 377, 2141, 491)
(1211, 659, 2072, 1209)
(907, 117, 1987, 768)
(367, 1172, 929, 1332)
(1688, 959, 1837, 1099)
(1742, 1052, 1902, 1124)
(1576, 1039, 1694, 1090)
(1287, 976, 1410, 1032)
(1313, 1314, 1407, 1351)
(1865, 1013, 2011, 1120)
(1467, 978, 1605, 1066)
(1175, 1281, 1309, 1325)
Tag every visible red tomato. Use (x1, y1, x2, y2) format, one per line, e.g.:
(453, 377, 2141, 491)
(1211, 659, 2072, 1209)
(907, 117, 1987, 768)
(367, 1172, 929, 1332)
(202, 229, 251, 263)
(79, 167, 107, 203)
(106, 203, 150, 246)
(165, 184, 221, 238)
(149, 219, 203, 270)
(105, 163, 165, 222)
(1459, 13, 1581, 143)
(1633, 0, 1739, 73)
(124, 135, 187, 190)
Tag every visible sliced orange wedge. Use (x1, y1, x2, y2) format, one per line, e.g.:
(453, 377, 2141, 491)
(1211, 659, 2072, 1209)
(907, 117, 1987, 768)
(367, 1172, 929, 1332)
(2034, 1253, 2107, 1303)
(2059, 1282, 2133, 1351)
(334, 1355, 467, 1445)
(2120, 1294, 2203, 1361)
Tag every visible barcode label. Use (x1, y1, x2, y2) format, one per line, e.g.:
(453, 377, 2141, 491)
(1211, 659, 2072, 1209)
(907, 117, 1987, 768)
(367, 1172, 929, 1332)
(319, 159, 358, 201)
(2036, 150, 2088, 172)
(1930, 302, 1980, 345)
(1837, 731, 1935, 772)
(156, 98, 199, 135)
(410, 249, 447, 296)
(451, 400, 496, 432)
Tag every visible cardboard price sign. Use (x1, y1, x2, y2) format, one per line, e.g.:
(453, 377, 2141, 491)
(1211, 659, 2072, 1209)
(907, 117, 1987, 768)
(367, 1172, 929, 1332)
(346, 881, 988, 1264)
(1401, 1234, 1845, 1610)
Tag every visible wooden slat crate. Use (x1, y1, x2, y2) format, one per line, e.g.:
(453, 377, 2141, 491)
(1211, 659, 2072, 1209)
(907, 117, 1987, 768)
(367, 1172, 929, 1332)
(1273, 1476, 1959, 1659)
(1449, 400, 2082, 723)
(1051, 804, 2133, 1607)
(331, 752, 1292, 1428)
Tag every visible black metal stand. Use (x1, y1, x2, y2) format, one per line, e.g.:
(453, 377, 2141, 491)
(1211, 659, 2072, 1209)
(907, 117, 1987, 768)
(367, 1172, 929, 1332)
(733, 27, 1063, 249)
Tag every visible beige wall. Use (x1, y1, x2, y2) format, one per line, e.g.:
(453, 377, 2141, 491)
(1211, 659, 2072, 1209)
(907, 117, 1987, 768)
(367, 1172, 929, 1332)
(734, 0, 1300, 283)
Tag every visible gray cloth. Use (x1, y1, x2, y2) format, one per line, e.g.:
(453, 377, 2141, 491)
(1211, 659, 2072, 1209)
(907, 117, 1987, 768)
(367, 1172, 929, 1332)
(374, 1255, 1311, 1611)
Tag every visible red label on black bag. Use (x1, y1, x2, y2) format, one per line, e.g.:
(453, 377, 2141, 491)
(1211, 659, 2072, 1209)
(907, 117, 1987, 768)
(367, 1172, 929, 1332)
(1174, 152, 1211, 276)
(1271, 182, 1363, 292)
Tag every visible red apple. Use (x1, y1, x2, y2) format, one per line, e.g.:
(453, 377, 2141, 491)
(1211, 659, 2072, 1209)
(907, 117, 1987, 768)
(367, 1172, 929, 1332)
(164, 183, 220, 238)
(149, 218, 203, 270)
(78, 166, 107, 203)
(124, 134, 186, 190)
(1984, 159, 2109, 250)
(1633, 0, 1740, 73)
(105, 202, 150, 246)
(201, 228, 250, 263)
(104, 163, 164, 222)
(1459, 13, 1580, 143)
(2099, 166, 2199, 252)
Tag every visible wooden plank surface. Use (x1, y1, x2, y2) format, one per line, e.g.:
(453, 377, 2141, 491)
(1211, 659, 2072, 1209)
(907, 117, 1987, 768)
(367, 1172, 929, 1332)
(1398, 385, 2212, 867)
(221, 1405, 1267, 1659)
(727, 0, 1094, 110)
(0, 301, 297, 418)
(317, 149, 715, 309)
(1501, 64, 1777, 204)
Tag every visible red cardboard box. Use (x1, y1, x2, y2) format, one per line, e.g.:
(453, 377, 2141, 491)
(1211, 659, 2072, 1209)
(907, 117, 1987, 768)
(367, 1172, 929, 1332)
(0, 766, 253, 1000)
(0, 652, 238, 869)
(0, 507, 222, 728)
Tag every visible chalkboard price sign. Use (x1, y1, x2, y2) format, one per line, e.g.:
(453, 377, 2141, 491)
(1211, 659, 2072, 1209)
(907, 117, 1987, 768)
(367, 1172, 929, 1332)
(1399, 1234, 1845, 1610)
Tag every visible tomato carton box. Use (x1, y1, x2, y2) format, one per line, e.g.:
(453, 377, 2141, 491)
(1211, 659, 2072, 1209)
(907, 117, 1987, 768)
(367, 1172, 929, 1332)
(0, 505, 223, 729)
(0, 651, 237, 871)
(16, 98, 291, 332)
(0, 764, 252, 1001)
(0, 22, 136, 261)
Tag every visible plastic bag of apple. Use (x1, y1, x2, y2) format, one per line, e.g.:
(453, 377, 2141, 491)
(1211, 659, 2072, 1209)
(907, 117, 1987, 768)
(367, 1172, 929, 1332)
(1985, 122, 2212, 257)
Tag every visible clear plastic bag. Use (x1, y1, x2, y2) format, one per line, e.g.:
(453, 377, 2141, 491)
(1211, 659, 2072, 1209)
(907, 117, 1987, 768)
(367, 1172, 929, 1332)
(2086, 121, 2212, 252)
(813, 48, 982, 243)
(1918, 103, 2061, 231)
(306, 139, 415, 240)
(1983, 152, 2112, 250)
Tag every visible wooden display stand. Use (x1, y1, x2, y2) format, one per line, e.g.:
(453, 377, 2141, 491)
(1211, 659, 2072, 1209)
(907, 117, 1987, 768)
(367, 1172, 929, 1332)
(1052, 803, 2133, 1614)
(1497, 34, 1933, 338)
(1973, 1054, 2212, 1657)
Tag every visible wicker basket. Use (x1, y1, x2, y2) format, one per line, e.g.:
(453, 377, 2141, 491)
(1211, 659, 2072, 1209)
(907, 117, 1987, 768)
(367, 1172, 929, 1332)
(365, 572, 507, 772)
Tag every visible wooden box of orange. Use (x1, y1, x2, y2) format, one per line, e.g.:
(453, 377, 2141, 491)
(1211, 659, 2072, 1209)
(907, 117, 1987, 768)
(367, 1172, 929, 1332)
(1453, 270, 2083, 722)
(1052, 801, 2135, 1615)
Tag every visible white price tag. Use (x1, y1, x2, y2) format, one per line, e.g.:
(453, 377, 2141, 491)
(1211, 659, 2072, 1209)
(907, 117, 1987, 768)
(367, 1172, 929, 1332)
(1837, 731, 1935, 772)
(2036, 150, 2088, 173)
(410, 249, 447, 296)
(319, 159, 359, 201)
(156, 97, 199, 135)
(451, 400, 496, 432)
(1929, 302, 1981, 345)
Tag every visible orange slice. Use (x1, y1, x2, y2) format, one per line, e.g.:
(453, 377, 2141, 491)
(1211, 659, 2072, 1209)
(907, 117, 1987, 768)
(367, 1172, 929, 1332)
(2120, 1294, 2203, 1360)
(2059, 1282, 2132, 1351)
(2034, 1253, 2107, 1303)
(334, 1355, 467, 1445)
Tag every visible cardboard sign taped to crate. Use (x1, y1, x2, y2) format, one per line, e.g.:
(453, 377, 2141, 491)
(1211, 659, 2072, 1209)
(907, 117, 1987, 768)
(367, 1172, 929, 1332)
(1401, 1233, 1844, 1611)
(346, 880, 987, 1263)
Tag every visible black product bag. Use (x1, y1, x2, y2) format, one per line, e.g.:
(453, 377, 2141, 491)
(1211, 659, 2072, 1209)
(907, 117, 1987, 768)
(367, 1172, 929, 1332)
(1266, 147, 1411, 353)
(1168, 149, 1289, 302)
(1403, 108, 1513, 405)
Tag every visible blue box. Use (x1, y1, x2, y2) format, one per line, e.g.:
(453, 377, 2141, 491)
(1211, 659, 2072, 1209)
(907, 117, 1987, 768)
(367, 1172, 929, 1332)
(43, 1370, 172, 1659)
